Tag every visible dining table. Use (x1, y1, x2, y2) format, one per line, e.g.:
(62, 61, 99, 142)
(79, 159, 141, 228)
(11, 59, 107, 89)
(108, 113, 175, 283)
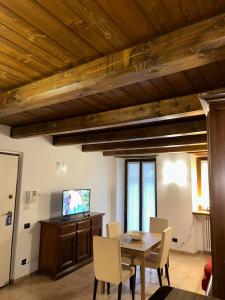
(120, 231, 161, 300)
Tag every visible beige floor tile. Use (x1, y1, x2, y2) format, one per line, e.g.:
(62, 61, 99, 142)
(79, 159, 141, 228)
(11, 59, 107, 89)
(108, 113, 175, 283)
(0, 251, 209, 299)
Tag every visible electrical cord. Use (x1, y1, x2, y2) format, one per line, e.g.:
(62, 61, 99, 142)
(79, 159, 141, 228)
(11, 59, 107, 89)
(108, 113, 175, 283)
(175, 216, 195, 249)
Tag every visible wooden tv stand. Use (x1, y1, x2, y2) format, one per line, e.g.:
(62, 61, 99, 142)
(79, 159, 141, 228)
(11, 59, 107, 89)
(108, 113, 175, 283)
(38, 212, 104, 279)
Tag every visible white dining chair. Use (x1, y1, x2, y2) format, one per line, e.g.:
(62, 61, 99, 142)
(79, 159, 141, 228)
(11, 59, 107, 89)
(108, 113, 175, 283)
(150, 217, 169, 234)
(150, 217, 169, 253)
(134, 227, 172, 288)
(93, 236, 135, 300)
(106, 222, 133, 265)
(106, 221, 121, 239)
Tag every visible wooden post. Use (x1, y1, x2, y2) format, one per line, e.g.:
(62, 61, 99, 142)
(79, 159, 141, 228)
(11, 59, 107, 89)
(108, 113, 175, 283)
(200, 89, 225, 299)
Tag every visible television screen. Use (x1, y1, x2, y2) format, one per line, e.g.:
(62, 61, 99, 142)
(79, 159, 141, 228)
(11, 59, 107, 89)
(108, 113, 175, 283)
(62, 189, 90, 216)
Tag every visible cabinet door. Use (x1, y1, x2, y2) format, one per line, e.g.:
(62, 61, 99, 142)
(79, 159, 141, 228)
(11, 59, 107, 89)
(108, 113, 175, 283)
(76, 228, 90, 263)
(90, 217, 102, 256)
(59, 226, 76, 272)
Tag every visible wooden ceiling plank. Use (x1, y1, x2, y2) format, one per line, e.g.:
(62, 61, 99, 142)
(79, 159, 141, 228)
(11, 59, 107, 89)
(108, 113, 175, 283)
(64, 0, 131, 50)
(164, 72, 195, 94)
(0, 61, 33, 82)
(122, 83, 154, 102)
(0, 36, 54, 75)
(53, 118, 206, 146)
(137, 0, 175, 34)
(138, 80, 162, 99)
(184, 67, 209, 91)
(0, 0, 100, 61)
(161, 0, 187, 28)
(95, 0, 156, 41)
(0, 23, 62, 71)
(0, 3, 81, 66)
(0, 78, 22, 90)
(0, 67, 27, 84)
(36, 0, 116, 56)
(200, 63, 225, 89)
(0, 52, 43, 79)
(82, 134, 207, 152)
(180, 0, 201, 23)
(10, 94, 203, 138)
(1, 13, 225, 116)
(103, 144, 208, 156)
(196, 0, 216, 19)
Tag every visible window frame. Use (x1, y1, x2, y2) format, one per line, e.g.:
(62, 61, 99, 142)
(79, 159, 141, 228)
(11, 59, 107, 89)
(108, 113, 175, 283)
(124, 158, 157, 232)
(196, 156, 208, 197)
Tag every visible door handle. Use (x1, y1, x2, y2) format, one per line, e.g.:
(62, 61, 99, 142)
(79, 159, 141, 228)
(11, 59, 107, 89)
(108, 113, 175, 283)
(2, 211, 13, 226)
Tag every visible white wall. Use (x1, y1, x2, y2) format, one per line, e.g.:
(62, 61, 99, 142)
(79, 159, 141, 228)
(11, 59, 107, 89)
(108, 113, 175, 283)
(114, 153, 205, 254)
(0, 125, 114, 280)
(157, 153, 199, 253)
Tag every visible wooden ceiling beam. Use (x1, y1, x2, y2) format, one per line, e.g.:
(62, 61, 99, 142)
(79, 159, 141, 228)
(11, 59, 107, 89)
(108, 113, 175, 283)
(11, 94, 203, 138)
(82, 134, 207, 152)
(103, 145, 208, 157)
(1, 13, 225, 116)
(53, 118, 206, 145)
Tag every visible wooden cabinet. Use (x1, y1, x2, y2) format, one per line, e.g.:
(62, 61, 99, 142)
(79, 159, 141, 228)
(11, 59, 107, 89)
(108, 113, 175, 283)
(39, 212, 104, 279)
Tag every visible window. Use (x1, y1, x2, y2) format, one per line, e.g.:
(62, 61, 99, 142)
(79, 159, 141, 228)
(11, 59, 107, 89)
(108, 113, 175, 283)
(125, 159, 157, 232)
(196, 157, 209, 210)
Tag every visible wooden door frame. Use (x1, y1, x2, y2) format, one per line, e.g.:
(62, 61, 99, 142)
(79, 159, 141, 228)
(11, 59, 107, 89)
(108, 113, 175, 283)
(124, 158, 157, 232)
(0, 151, 23, 284)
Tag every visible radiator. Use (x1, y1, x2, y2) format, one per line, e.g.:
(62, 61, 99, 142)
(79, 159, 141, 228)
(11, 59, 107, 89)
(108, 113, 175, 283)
(205, 217, 211, 252)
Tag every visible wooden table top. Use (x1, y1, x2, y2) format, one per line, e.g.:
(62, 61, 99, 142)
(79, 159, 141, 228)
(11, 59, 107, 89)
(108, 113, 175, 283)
(120, 232, 161, 257)
(149, 287, 220, 300)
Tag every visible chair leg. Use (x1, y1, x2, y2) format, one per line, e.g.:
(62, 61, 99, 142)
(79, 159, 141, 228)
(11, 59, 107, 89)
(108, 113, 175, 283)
(118, 282, 122, 300)
(134, 265, 137, 285)
(130, 266, 137, 290)
(131, 275, 135, 300)
(107, 282, 110, 295)
(93, 277, 98, 300)
(157, 268, 163, 287)
(161, 268, 163, 276)
(165, 263, 170, 286)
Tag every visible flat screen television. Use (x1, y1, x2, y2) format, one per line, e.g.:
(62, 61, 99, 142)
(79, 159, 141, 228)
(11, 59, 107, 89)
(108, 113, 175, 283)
(62, 189, 90, 216)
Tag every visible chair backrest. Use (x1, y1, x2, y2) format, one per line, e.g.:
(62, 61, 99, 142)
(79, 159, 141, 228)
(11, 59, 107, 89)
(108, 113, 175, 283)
(106, 221, 121, 239)
(158, 227, 172, 267)
(93, 236, 122, 284)
(150, 217, 169, 234)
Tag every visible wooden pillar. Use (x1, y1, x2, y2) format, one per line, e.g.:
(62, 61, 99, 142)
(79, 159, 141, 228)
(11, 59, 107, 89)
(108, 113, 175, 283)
(200, 89, 225, 299)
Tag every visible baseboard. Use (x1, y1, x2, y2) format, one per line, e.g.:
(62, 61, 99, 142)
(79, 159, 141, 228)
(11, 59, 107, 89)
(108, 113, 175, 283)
(10, 270, 37, 284)
(170, 248, 211, 256)
(196, 250, 211, 255)
(170, 248, 198, 256)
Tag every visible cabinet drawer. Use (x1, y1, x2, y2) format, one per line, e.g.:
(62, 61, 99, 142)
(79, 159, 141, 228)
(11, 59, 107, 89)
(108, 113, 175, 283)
(91, 218, 102, 228)
(60, 224, 76, 235)
(77, 220, 90, 230)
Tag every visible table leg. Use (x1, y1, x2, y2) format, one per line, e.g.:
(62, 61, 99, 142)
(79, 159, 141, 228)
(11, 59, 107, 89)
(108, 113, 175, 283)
(141, 258, 146, 300)
(101, 281, 105, 294)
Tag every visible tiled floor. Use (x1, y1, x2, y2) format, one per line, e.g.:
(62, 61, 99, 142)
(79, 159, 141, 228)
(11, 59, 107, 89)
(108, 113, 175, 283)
(0, 251, 209, 300)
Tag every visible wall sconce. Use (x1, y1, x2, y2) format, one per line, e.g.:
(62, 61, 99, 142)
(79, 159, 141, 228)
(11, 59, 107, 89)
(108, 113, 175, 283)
(56, 161, 67, 175)
(163, 160, 187, 187)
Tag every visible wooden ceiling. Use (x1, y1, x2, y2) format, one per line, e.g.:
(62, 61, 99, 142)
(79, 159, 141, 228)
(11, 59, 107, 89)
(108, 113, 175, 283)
(0, 0, 224, 156)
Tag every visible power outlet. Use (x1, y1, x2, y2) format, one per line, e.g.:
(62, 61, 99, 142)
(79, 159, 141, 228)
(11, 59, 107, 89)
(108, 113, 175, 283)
(21, 258, 29, 265)
(172, 237, 178, 243)
(24, 223, 31, 229)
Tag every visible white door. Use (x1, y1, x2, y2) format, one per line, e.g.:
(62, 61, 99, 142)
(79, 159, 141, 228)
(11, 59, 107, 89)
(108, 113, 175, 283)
(0, 154, 18, 287)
